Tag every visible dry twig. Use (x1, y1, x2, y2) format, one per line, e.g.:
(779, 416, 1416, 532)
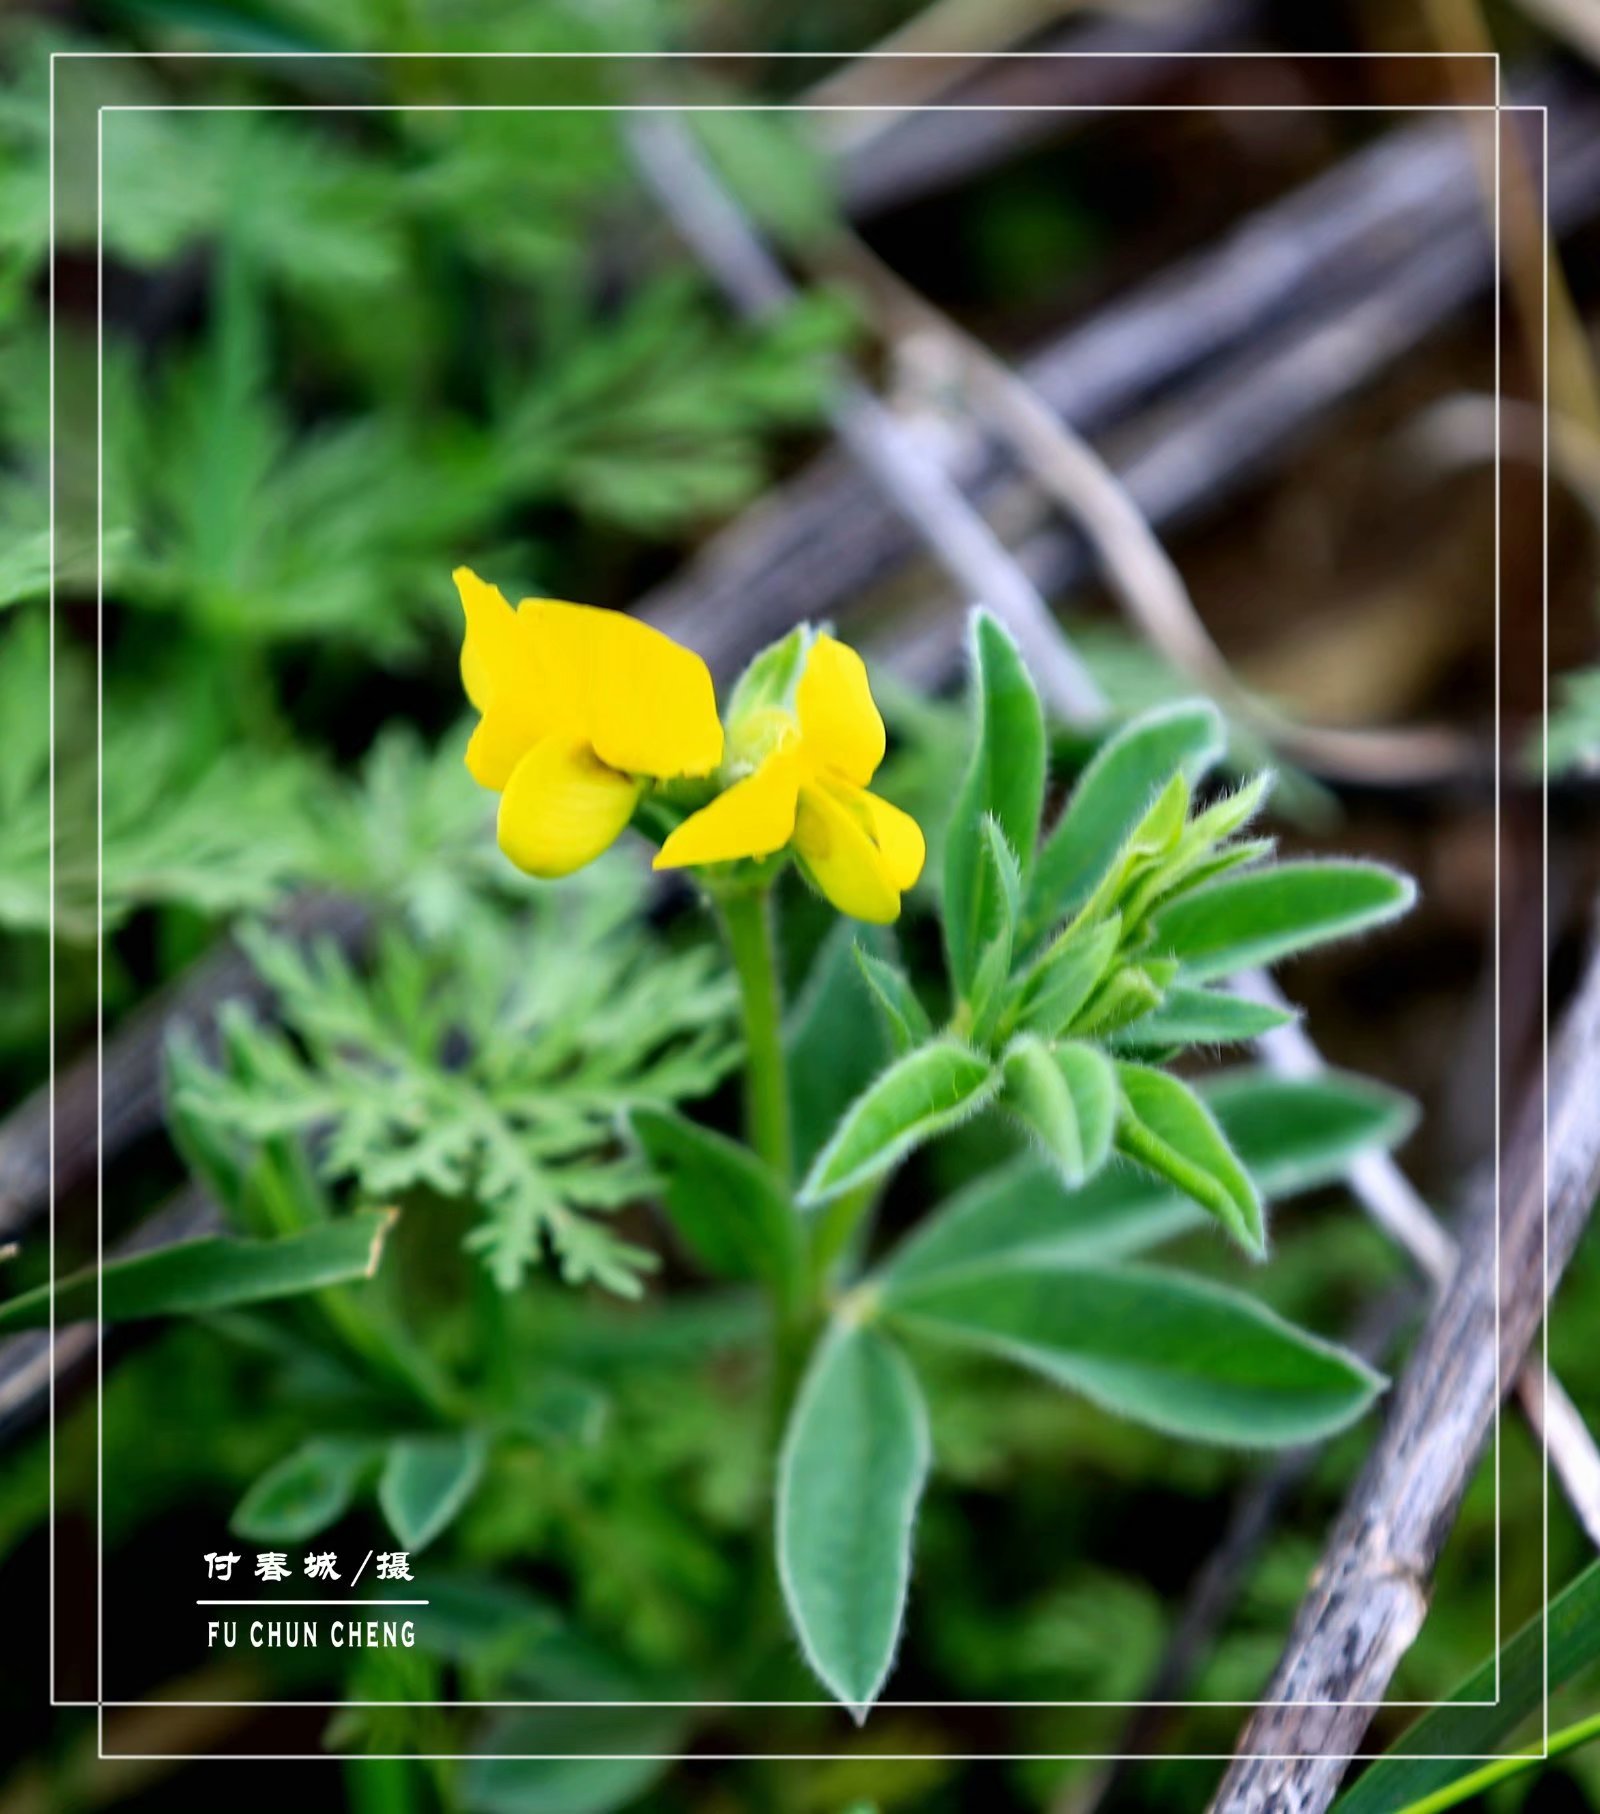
(1210, 932, 1600, 1810)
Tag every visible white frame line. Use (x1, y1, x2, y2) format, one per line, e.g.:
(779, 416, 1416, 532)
(44, 43, 1545, 1768)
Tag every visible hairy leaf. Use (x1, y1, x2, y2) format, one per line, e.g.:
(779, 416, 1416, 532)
(1110, 984, 1296, 1054)
(1147, 861, 1416, 981)
(883, 1069, 1412, 1285)
(854, 946, 933, 1055)
(777, 1321, 930, 1714)
(944, 613, 1046, 994)
(1026, 702, 1224, 940)
(799, 1040, 999, 1206)
(1115, 1063, 1264, 1256)
(885, 1260, 1384, 1445)
(1000, 1037, 1116, 1187)
(1009, 916, 1122, 1039)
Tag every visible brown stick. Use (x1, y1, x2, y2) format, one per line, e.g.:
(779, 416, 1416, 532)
(827, 0, 1260, 214)
(1208, 934, 1600, 1811)
(643, 75, 1600, 687)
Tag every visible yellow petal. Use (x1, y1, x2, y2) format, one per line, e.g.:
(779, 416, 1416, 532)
(455, 567, 531, 715)
(496, 737, 641, 879)
(855, 787, 926, 892)
(465, 689, 553, 792)
(521, 600, 723, 780)
(792, 782, 901, 923)
(654, 750, 800, 870)
(796, 634, 885, 788)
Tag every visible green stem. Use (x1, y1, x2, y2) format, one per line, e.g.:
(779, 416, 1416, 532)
(721, 888, 793, 1183)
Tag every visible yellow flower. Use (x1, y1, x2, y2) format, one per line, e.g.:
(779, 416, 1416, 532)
(455, 567, 723, 878)
(654, 632, 925, 923)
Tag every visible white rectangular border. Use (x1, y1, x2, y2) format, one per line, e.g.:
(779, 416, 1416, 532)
(41, 42, 1550, 1768)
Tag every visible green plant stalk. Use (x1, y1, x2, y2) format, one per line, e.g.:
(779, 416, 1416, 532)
(720, 887, 793, 1183)
(1390, 1708, 1600, 1814)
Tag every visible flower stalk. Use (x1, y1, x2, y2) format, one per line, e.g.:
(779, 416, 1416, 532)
(719, 886, 793, 1185)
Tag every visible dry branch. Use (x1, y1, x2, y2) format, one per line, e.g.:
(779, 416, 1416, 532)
(645, 78, 1600, 686)
(828, 0, 1259, 212)
(1209, 934, 1600, 1812)
(0, 894, 365, 1239)
(626, 111, 1106, 721)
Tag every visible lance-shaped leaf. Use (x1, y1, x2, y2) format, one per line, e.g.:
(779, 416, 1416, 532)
(1000, 1038, 1116, 1187)
(1147, 860, 1415, 981)
(0, 1210, 396, 1335)
(1072, 962, 1170, 1038)
(379, 1430, 489, 1553)
(944, 613, 1045, 994)
(881, 1069, 1415, 1285)
(233, 1437, 381, 1543)
(628, 1105, 803, 1309)
(1026, 701, 1224, 940)
(1109, 984, 1296, 1054)
(786, 919, 891, 1173)
(776, 1320, 931, 1715)
(1115, 1063, 1263, 1256)
(1118, 775, 1275, 930)
(1010, 915, 1122, 1039)
(799, 1039, 999, 1206)
(854, 946, 932, 1055)
(884, 1260, 1384, 1446)
(1332, 1558, 1600, 1814)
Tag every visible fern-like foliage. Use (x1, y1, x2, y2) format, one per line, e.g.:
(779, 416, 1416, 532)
(167, 864, 741, 1296)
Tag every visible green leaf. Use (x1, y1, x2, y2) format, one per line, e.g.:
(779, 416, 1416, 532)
(463, 1706, 683, 1814)
(798, 1040, 999, 1206)
(1000, 1038, 1116, 1187)
(172, 877, 738, 1299)
(0, 1211, 396, 1334)
(854, 946, 932, 1055)
(1010, 916, 1122, 1038)
(1115, 1063, 1264, 1256)
(787, 919, 891, 1174)
(233, 1437, 380, 1543)
(966, 817, 1028, 1044)
(884, 1260, 1384, 1446)
(776, 1321, 930, 1714)
(944, 612, 1046, 994)
(1147, 860, 1415, 982)
(1118, 776, 1275, 929)
(379, 1431, 489, 1553)
(1200, 1068, 1418, 1191)
(628, 1105, 802, 1307)
(1109, 984, 1296, 1053)
(1333, 1559, 1600, 1814)
(1071, 963, 1167, 1037)
(1026, 702, 1224, 940)
(881, 1069, 1414, 1286)
(980, 815, 1025, 935)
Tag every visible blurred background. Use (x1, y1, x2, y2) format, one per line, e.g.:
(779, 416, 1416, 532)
(3, 0, 1600, 1808)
